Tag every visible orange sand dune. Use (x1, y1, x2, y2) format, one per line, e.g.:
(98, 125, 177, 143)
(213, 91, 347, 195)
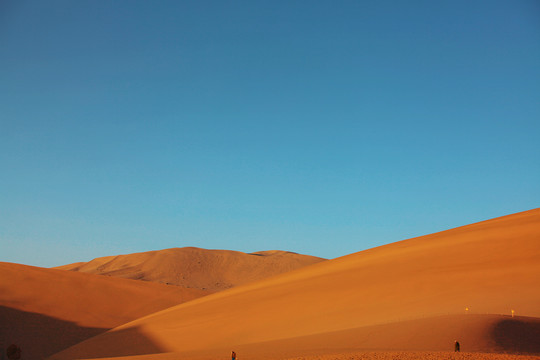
(49, 208, 540, 359)
(56, 247, 325, 291)
(60, 314, 540, 360)
(0, 262, 209, 359)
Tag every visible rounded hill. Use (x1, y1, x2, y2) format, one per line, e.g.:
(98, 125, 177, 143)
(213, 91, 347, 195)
(55, 247, 326, 291)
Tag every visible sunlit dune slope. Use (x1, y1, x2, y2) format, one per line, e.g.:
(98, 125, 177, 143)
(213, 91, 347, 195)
(59, 315, 540, 360)
(0, 262, 209, 359)
(224, 314, 540, 359)
(49, 209, 540, 360)
(56, 247, 325, 291)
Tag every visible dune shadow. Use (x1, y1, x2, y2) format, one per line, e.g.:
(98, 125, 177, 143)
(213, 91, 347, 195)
(0, 305, 106, 359)
(492, 316, 540, 354)
(48, 325, 167, 359)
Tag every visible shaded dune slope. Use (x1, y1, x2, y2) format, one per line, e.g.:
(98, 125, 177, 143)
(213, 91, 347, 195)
(49, 208, 540, 359)
(56, 247, 325, 291)
(0, 262, 209, 359)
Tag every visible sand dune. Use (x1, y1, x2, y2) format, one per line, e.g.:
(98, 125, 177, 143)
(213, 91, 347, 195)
(56, 247, 325, 291)
(65, 352, 540, 360)
(226, 314, 540, 358)
(49, 208, 540, 359)
(0, 262, 209, 359)
(59, 315, 540, 360)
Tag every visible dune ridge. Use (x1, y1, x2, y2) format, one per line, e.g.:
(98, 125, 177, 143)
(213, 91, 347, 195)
(55, 247, 326, 291)
(48, 208, 540, 359)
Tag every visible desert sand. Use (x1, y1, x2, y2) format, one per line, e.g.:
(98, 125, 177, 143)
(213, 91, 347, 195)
(56, 247, 325, 291)
(0, 262, 209, 359)
(48, 208, 540, 360)
(59, 351, 540, 360)
(75, 353, 540, 360)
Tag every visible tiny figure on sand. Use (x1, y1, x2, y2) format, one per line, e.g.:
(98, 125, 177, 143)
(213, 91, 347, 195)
(6, 344, 21, 360)
(232, 350, 236, 360)
(454, 340, 460, 352)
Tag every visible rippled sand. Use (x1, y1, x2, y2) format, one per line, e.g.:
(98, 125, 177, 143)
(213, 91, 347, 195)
(285, 351, 540, 360)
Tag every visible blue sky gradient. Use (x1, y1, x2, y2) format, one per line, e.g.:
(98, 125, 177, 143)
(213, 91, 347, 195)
(1, 1, 539, 267)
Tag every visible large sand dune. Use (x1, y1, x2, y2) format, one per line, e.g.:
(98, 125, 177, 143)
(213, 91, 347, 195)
(0, 262, 208, 359)
(49, 208, 540, 359)
(56, 247, 325, 291)
(55, 315, 540, 360)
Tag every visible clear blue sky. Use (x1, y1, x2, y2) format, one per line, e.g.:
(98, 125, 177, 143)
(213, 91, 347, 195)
(1, 1, 539, 267)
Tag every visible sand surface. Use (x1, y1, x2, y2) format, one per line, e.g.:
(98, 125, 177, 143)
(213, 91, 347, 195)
(68, 351, 540, 360)
(49, 209, 540, 359)
(56, 247, 325, 291)
(0, 262, 209, 359)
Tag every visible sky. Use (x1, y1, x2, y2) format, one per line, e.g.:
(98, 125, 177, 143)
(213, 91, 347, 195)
(1, 0, 539, 268)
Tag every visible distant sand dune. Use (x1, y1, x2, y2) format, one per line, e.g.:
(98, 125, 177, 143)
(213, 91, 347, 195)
(55, 247, 325, 291)
(48, 208, 540, 360)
